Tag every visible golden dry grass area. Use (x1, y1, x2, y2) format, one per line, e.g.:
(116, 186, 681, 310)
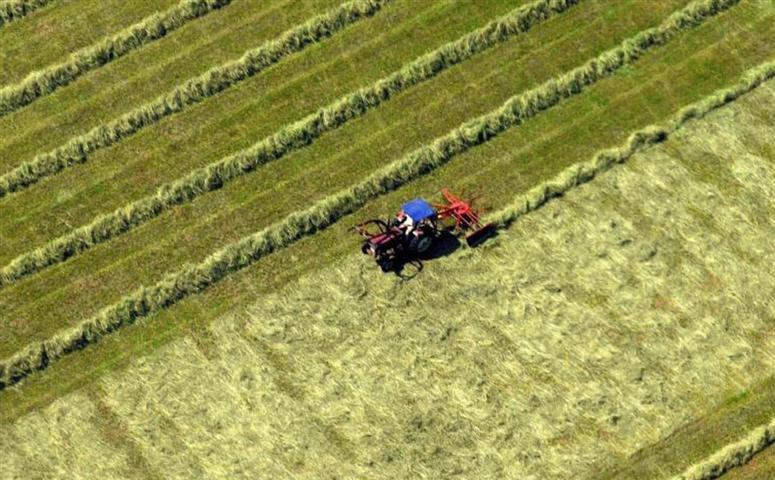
(2, 77, 772, 479)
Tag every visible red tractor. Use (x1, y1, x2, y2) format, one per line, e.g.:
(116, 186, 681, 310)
(355, 189, 495, 272)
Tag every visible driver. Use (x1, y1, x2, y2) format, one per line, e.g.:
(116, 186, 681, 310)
(395, 210, 415, 236)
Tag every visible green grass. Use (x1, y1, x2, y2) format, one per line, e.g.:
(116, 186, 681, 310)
(1, 77, 772, 476)
(0, 0, 512, 246)
(0, 0, 773, 476)
(0, 0, 584, 287)
(0, 0, 770, 362)
(0, 0, 235, 116)
(0, 0, 700, 358)
(0, 0, 342, 168)
(0, 0, 392, 197)
(1, 2, 520, 244)
(0, 0, 181, 85)
(593, 376, 775, 479)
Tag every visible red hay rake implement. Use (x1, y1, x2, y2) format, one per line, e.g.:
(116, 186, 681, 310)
(355, 188, 495, 272)
(434, 188, 496, 247)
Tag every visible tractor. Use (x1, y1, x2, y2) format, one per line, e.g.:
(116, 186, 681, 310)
(355, 189, 495, 272)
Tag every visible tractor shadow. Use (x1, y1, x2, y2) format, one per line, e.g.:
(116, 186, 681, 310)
(391, 231, 462, 280)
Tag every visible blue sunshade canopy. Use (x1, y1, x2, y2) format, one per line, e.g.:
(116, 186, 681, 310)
(401, 199, 436, 222)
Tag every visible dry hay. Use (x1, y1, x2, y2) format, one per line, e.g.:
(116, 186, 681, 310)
(0, 0, 234, 116)
(669, 418, 775, 480)
(0, 0, 53, 29)
(0, 392, 144, 479)
(4, 78, 773, 479)
(0, 0, 582, 287)
(97, 325, 367, 478)
(0, 0, 741, 390)
(0, 0, 390, 197)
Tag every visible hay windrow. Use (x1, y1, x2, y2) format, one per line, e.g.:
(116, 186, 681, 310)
(0, 0, 53, 28)
(0, 0, 584, 287)
(489, 59, 775, 227)
(0, 0, 234, 116)
(668, 419, 775, 480)
(0, 0, 391, 198)
(0, 0, 744, 389)
(48, 99, 774, 476)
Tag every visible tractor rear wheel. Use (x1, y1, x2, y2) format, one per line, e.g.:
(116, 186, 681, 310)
(410, 235, 433, 254)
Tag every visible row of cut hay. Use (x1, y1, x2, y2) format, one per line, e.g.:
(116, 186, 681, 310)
(0, 0, 234, 116)
(0, 0, 52, 28)
(0, 0, 391, 198)
(0, 0, 740, 389)
(0, 0, 584, 288)
(668, 418, 775, 480)
(488, 58, 775, 228)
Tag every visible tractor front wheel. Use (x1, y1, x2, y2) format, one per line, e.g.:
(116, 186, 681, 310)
(378, 258, 395, 272)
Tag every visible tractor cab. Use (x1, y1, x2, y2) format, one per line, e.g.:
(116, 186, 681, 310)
(398, 199, 436, 225)
(391, 198, 437, 254)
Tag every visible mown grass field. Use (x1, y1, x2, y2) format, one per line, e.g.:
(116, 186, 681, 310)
(0, 0, 773, 478)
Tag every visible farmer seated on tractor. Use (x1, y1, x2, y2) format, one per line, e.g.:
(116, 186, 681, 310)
(394, 199, 437, 238)
(394, 210, 416, 235)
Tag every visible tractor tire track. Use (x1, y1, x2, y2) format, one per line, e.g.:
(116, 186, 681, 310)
(0, 0, 742, 390)
(0, 0, 584, 287)
(0, 0, 235, 116)
(0, 0, 391, 198)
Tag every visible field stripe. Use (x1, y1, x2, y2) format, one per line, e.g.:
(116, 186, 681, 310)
(666, 419, 775, 480)
(0, 0, 235, 116)
(0, 0, 584, 288)
(0, 0, 391, 198)
(0, 0, 53, 29)
(0, 0, 738, 389)
(487, 60, 775, 228)
(0, 0, 742, 390)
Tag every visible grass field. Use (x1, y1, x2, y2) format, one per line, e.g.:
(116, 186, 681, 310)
(723, 446, 775, 480)
(0, 0, 772, 477)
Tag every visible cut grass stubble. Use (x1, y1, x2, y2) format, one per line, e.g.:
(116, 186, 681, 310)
(0, 0, 744, 389)
(668, 419, 775, 480)
(488, 61, 775, 228)
(0, 0, 391, 198)
(0, 0, 234, 116)
(0, 0, 584, 287)
(0, 0, 53, 29)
